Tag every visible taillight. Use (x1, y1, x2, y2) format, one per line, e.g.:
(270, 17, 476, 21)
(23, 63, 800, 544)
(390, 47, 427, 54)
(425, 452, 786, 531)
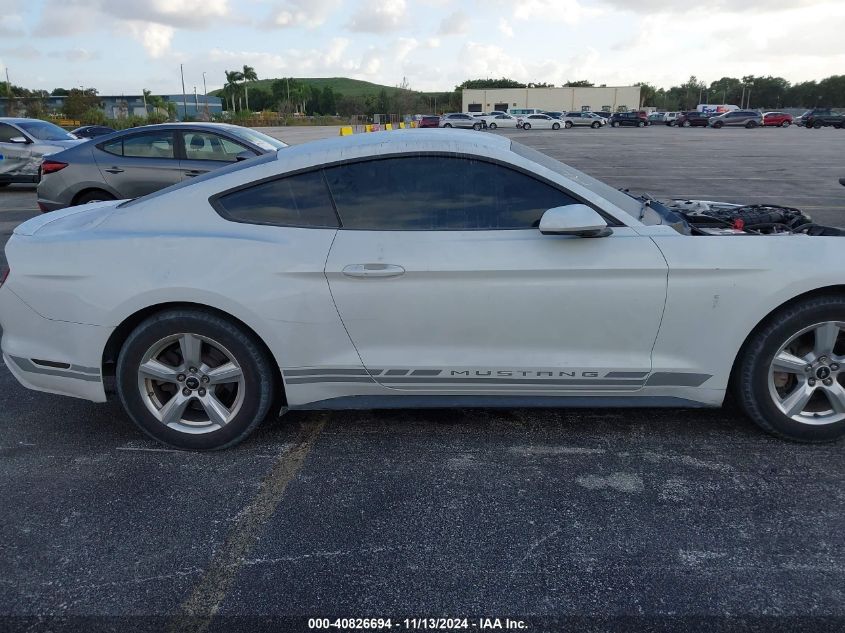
(41, 159, 68, 175)
(0, 267, 9, 289)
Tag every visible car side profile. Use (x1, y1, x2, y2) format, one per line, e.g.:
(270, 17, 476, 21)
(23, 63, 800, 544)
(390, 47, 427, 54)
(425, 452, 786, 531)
(2, 130, 845, 450)
(676, 111, 713, 127)
(438, 113, 484, 130)
(36, 122, 287, 211)
(484, 114, 520, 129)
(0, 118, 84, 187)
(521, 114, 561, 130)
(563, 112, 606, 129)
(708, 110, 762, 128)
(762, 112, 793, 127)
(610, 112, 647, 127)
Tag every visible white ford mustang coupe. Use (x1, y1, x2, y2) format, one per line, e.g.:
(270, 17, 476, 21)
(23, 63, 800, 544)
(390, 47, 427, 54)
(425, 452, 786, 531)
(1, 130, 844, 449)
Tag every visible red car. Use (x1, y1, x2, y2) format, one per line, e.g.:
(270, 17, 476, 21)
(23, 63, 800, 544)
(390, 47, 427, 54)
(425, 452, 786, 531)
(763, 112, 793, 127)
(417, 115, 440, 128)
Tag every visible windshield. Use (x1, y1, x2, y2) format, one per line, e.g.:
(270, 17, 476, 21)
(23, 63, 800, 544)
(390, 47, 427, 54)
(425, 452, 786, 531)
(17, 120, 76, 141)
(227, 127, 288, 152)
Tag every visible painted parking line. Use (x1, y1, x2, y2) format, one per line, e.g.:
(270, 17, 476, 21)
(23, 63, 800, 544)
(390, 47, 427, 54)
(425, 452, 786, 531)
(168, 413, 327, 633)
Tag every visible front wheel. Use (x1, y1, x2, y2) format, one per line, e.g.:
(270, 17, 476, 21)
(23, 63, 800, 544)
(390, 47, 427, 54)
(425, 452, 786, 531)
(488, 122, 497, 129)
(746, 121, 758, 129)
(116, 309, 277, 450)
(734, 295, 845, 443)
(682, 120, 691, 127)
(522, 122, 531, 130)
(611, 121, 619, 128)
(552, 122, 560, 130)
(443, 123, 452, 128)
(591, 121, 600, 129)
(813, 121, 823, 129)
(712, 121, 723, 129)
(473, 122, 482, 131)
(782, 121, 791, 127)
(637, 121, 645, 128)
(564, 121, 573, 129)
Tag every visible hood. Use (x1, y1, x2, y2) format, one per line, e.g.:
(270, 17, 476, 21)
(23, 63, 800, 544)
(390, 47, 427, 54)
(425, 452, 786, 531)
(14, 200, 122, 237)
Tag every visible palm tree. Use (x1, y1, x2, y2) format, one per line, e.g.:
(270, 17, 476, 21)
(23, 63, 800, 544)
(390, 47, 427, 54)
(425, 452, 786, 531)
(142, 88, 151, 114)
(242, 65, 258, 112)
(224, 70, 244, 112)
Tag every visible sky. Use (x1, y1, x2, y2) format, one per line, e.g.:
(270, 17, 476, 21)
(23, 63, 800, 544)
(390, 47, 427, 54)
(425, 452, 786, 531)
(1, 0, 844, 96)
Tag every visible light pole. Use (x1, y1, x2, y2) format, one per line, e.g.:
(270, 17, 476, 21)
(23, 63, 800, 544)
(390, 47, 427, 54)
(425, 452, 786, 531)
(180, 63, 188, 120)
(202, 72, 209, 116)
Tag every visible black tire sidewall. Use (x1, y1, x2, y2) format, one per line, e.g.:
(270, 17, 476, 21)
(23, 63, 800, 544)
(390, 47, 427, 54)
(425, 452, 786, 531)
(738, 299, 845, 442)
(116, 310, 275, 450)
(76, 190, 116, 205)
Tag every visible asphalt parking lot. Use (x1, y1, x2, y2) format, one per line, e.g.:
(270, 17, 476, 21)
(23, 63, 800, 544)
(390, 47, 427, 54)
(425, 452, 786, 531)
(1, 125, 844, 632)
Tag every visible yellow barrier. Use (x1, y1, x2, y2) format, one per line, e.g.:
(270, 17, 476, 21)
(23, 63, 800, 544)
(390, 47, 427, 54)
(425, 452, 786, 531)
(385, 123, 393, 131)
(398, 122, 405, 129)
(364, 124, 373, 132)
(339, 126, 353, 136)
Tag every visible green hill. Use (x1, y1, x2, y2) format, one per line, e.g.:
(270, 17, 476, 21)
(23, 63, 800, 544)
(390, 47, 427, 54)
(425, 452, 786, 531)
(211, 77, 451, 100)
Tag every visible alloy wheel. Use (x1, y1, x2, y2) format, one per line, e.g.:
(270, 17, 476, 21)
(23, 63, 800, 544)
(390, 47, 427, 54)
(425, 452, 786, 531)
(768, 321, 845, 425)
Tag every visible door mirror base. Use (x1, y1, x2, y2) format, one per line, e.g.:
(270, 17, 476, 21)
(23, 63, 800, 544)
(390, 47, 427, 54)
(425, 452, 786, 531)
(539, 204, 612, 237)
(9, 136, 30, 144)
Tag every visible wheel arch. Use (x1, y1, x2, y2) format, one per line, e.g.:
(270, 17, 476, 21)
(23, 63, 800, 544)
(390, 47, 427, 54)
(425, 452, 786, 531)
(101, 301, 285, 406)
(71, 186, 118, 205)
(728, 284, 845, 389)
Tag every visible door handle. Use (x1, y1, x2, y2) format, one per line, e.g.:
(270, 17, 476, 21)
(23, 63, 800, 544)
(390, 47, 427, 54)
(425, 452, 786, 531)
(342, 264, 405, 278)
(105, 167, 124, 174)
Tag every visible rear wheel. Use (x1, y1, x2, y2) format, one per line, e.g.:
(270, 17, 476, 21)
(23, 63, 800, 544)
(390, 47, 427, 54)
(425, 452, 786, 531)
(591, 121, 600, 129)
(746, 120, 758, 129)
(473, 122, 482, 131)
(522, 122, 531, 130)
(443, 123, 452, 128)
(488, 122, 497, 129)
(116, 309, 277, 450)
(75, 190, 116, 205)
(781, 120, 791, 127)
(564, 121, 573, 129)
(552, 122, 560, 130)
(713, 121, 723, 129)
(813, 121, 823, 129)
(637, 121, 645, 128)
(735, 296, 845, 443)
(682, 120, 691, 127)
(611, 121, 620, 128)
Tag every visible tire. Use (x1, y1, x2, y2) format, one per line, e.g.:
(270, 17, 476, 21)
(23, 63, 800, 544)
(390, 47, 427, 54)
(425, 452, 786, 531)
(552, 122, 560, 130)
(712, 121, 723, 129)
(734, 295, 845, 443)
(682, 120, 691, 127)
(813, 121, 823, 129)
(473, 123, 482, 131)
(591, 121, 600, 129)
(116, 308, 277, 450)
(637, 121, 645, 128)
(782, 121, 791, 127)
(488, 122, 497, 129)
(443, 123, 452, 128)
(746, 120, 757, 129)
(0, 182, 9, 188)
(75, 190, 116, 205)
(611, 121, 619, 128)
(522, 122, 531, 130)
(564, 121, 573, 129)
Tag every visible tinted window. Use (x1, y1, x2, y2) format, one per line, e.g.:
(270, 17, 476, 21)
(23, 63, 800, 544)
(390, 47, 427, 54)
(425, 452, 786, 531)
(215, 170, 338, 228)
(183, 131, 251, 162)
(122, 132, 175, 159)
(324, 156, 578, 231)
(0, 123, 20, 142)
(100, 138, 123, 156)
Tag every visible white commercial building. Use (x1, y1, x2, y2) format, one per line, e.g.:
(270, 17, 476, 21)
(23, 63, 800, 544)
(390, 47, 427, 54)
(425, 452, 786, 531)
(462, 86, 642, 114)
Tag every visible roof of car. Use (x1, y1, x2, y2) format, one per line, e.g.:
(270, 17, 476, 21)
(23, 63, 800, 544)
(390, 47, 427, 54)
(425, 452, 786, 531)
(0, 117, 62, 125)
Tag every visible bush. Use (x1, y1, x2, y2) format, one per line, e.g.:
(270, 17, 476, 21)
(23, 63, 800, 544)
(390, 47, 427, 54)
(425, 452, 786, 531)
(81, 108, 108, 126)
(146, 112, 168, 124)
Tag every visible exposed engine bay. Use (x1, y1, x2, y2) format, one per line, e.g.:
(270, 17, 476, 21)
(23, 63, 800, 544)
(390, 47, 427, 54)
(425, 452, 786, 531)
(625, 192, 845, 237)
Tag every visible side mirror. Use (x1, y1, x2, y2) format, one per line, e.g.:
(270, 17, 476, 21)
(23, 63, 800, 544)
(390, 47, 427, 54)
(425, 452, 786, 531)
(539, 204, 612, 238)
(9, 136, 30, 144)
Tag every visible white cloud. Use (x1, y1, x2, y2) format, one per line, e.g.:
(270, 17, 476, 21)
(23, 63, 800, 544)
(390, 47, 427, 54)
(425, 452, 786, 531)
(514, 0, 605, 24)
(47, 49, 101, 63)
(0, 13, 25, 37)
(268, 0, 341, 28)
(437, 11, 469, 36)
(125, 22, 176, 59)
(347, 0, 408, 33)
(498, 17, 514, 38)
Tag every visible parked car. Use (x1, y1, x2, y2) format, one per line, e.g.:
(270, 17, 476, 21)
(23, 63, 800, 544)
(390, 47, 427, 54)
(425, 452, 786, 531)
(439, 113, 485, 130)
(417, 115, 440, 128)
(762, 112, 793, 127)
(563, 112, 606, 129)
(610, 112, 648, 127)
(70, 125, 116, 139)
(4, 129, 845, 449)
(663, 112, 681, 125)
(0, 117, 85, 187)
(647, 113, 665, 124)
(708, 110, 763, 129)
(675, 111, 713, 127)
(802, 109, 845, 129)
(520, 114, 562, 130)
(484, 114, 520, 129)
(36, 123, 288, 211)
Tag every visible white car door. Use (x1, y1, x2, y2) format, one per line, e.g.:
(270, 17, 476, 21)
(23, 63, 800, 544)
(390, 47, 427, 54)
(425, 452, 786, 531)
(0, 123, 35, 181)
(323, 155, 668, 394)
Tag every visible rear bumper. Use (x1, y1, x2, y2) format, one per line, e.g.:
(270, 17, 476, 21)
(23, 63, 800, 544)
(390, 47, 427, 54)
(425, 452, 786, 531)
(35, 198, 66, 213)
(0, 287, 111, 402)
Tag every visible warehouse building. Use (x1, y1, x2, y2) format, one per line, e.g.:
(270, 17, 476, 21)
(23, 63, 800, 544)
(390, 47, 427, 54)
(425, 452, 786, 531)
(462, 86, 642, 114)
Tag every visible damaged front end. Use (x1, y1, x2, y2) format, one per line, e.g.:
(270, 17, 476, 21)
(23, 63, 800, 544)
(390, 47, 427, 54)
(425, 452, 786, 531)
(629, 193, 845, 237)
